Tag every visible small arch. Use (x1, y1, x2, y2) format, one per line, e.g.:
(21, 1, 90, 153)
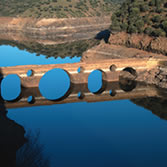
(123, 67, 137, 77)
(27, 96, 35, 104)
(78, 92, 84, 99)
(27, 69, 34, 77)
(77, 66, 84, 73)
(109, 90, 116, 96)
(110, 64, 117, 72)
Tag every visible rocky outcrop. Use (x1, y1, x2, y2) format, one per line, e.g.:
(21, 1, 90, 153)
(109, 32, 167, 55)
(136, 66, 167, 89)
(82, 42, 167, 89)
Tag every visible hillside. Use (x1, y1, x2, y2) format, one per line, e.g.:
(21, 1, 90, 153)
(110, 0, 167, 37)
(0, 0, 121, 18)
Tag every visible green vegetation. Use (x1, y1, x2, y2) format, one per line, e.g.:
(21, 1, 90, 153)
(110, 0, 167, 37)
(0, 0, 121, 18)
(0, 39, 99, 58)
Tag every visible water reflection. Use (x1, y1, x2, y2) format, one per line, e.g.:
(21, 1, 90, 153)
(0, 110, 51, 167)
(0, 68, 51, 167)
(0, 109, 26, 167)
(2, 79, 167, 110)
(0, 67, 26, 167)
(2, 75, 167, 123)
(0, 37, 99, 59)
(16, 131, 50, 167)
(132, 97, 167, 120)
(1, 75, 167, 166)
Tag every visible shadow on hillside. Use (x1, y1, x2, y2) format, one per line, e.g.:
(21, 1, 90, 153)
(95, 29, 111, 43)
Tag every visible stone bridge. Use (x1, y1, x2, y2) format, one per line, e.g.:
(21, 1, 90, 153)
(0, 58, 164, 87)
(0, 58, 167, 108)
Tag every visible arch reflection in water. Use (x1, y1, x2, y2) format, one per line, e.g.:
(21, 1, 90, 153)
(39, 68, 70, 101)
(88, 70, 105, 94)
(1, 74, 21, 101)
(119, 78, 137, 92)
(3, 81, 165, 108)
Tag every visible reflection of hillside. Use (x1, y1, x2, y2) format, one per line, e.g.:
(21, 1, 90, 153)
(0, 105, 50, 167)
(0, 106, 26, 167)
(0, 38, 99, 58)
(16, 131, 50, 167)
(132, 97, 167, 120)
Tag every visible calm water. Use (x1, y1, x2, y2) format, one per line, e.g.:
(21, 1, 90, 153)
(1, 44, 167, 167)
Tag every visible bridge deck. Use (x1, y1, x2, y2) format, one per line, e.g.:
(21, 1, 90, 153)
(0, 58, 165, 88)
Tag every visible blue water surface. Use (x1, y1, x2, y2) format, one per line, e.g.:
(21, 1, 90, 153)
(0, 45, 80, 66)
(1, 45, 167, 167)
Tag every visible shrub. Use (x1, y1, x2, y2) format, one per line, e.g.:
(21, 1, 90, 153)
(162, 21, 167, 32)
(152, 28, 166, 37)
(127, 24, 138, 33)
(144, 27, 153, 35)
(151, 15, 161, 23)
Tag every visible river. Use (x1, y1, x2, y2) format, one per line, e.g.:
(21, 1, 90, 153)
(1, 39, 167, 167)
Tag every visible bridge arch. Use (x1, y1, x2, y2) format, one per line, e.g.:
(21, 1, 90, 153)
(122, 67, 137, 77)
(1, 74, 22, 102)
(39, 68, 71, 101)
(88, 69, 107, 94)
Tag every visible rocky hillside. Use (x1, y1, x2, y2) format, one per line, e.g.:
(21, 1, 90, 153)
(109, 32, 167, 55)
(110, 0, 167, 37)
(0, 0, 121, 18)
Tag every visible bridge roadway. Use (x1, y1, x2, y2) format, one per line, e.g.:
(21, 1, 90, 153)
(0, 58, 165, 88)
(3, 81, 167, 109)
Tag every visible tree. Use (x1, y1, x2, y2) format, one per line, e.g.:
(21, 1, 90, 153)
(151, 15, 161, 23)
(152, 28, 166, 37)
(128, 24, 138, 33)
(144, 27, 153, 35)
(162, 21, 167, 32)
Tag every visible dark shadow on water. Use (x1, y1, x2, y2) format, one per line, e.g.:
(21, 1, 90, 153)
(131, 96, 167, 121)
(95, 29, 111, 43)
(16, 130, 51, 167)
(0, 68, 51, 167)
(0, 68, 26, 167)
